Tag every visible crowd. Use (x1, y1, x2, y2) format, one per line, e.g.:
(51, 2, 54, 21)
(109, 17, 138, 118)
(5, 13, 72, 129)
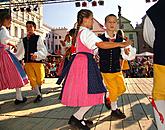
(124, 56, 153, 78)
(44, 55, 154, 78)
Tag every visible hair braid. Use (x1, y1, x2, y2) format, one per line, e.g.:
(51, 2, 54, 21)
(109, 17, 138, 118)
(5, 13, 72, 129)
(72, 9, 93, 46)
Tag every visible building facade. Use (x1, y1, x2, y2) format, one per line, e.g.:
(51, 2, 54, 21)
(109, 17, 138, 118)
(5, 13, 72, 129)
(135, 15, 153, 53)
(0, 0, 44, 45)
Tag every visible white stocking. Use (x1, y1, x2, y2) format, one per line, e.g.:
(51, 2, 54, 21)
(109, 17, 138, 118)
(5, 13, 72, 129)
(111, 101, 117, 110)
(15, 88, 23, 100)
(73, 106, 92, 120)
(34, 86, 41, 96)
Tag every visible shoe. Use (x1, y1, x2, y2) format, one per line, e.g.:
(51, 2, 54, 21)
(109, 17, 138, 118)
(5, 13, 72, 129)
(33, 95, 42, 103)
(14, 97, 27, 105)
(68, 115, 90, 130)
(110, 109, 126, 119)
(104, 97, 111, 110)
(83, 119, 93, 126)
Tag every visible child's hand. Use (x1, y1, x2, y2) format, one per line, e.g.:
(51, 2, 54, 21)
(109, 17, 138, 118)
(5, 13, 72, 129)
(124, 48, 130, 55)
(11, 45, 17, 53)
(30, 53, 37, 60)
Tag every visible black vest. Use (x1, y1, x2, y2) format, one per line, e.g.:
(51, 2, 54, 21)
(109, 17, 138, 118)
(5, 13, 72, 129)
(98, 33, 122, 73)
(23, 34, 40, 63)
(146, 0, 165, 65)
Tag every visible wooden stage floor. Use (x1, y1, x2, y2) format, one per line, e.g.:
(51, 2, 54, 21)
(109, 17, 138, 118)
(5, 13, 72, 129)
(0, 78, 156, 130)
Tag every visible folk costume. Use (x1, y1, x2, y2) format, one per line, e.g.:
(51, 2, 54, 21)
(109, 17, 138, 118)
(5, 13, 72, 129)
(143, 0, 165, 129)
(0, 26, 28, 103)
(98, 30, 126, 102)
(98, 30, 133, 118)
(56, 26, 106, 107)
(15, 33, 47, 102)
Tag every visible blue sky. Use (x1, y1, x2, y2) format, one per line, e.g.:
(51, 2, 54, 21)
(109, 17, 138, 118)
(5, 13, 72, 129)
(43, 0, 155, 30)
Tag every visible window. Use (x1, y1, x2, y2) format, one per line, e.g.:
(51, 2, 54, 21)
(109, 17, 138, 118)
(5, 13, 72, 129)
(59, 36, 61, 39)
(15, 26, 18, 37)
(38, 20, 40, 29)
(129, 34, 133, 40)
(21, 29, 24, 38)
(47, 40, 49, 49)
(27, 15, 30, 20)
(55, 45, 58, 50)
(55, 36, 57, 39)
(32, 17, 34, 21)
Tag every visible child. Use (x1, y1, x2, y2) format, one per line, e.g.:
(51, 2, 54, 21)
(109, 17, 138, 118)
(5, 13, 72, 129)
(98, 14, 135, 119)
(0, 12, 28, 105)
(15, 21, 48, 103)
(56, 9, 132, 129)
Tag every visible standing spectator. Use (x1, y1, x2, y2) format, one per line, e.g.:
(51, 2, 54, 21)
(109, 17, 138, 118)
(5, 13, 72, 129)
(0, 11, 28, 105)
(15, 21, 48, 103)
(143, 0, 165, 129)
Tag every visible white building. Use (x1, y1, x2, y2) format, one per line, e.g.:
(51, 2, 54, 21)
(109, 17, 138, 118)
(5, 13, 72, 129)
(44, 27, 68, 54)
(0, 0, 44, 45)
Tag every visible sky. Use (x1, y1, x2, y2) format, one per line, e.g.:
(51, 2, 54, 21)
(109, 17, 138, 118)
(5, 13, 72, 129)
(43, 0, 156, 30)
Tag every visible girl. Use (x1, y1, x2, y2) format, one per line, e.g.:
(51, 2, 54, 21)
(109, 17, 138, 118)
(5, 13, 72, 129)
(0, 13, 28, 105)
(57, 9, 132, 130)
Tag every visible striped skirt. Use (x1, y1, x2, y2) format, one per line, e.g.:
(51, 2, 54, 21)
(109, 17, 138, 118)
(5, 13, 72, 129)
(0, 44, 28, 91)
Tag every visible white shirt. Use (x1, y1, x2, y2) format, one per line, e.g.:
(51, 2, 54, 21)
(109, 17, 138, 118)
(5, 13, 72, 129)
(15, 36, 48, 61)
(104, 31, 136, 61)
(143, 15, 155, 48)
(0, 26, 12, 44)
(79, 26, 102, 50)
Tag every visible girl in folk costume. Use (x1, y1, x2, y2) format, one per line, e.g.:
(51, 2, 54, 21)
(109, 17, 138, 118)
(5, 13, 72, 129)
(143, 0, 165, 130)
(57, 29, 76, 76)
(0, 13, 28, 105)
(56, 9, 132, 130)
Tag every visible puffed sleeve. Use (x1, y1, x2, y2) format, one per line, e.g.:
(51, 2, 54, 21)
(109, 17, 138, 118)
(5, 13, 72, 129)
(80, 29, 102, 50)
(0, 27, 13, 44)
(34, 36, 48, 61)
(14, 40, 25, 60)
(143, 16, 155, 48)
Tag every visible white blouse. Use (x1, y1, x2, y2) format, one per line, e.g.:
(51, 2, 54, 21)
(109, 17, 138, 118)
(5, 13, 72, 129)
(0, 26, 12, 44)
(79, 26, 102, 50)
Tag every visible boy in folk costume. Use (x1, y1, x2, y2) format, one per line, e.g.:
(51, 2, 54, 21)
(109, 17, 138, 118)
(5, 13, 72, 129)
(143, 0, 165, 129)
(98, 14, 135, 119)
(0, 10, 28, 105)
(56, 9, 132, 129)
(15, 21, 48, 103)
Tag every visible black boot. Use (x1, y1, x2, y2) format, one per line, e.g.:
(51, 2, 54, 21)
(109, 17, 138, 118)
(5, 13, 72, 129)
(110, 109, 126, 119)
(68, 115, 90, 130)
(33, 95, 42, 103)
(83, 119, 93, 126)
(14, 97, 27, 105)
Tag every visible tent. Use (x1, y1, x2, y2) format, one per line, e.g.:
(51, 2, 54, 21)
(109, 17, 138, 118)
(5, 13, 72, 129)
(136, 52, 154, 56)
